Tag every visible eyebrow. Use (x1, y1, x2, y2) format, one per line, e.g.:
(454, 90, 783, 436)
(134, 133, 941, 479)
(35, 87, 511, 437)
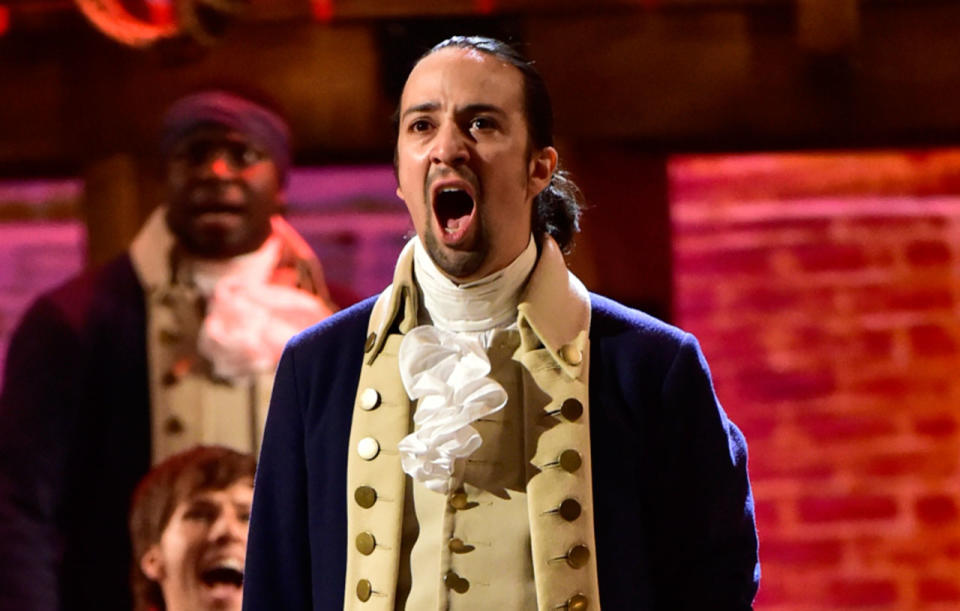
(400, 102, 507, 121)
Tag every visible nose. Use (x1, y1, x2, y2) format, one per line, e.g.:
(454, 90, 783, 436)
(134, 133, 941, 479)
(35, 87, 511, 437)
(200, 149, 236, 180)
(209, 507, 246, 544)
(429, 120, 469, 167)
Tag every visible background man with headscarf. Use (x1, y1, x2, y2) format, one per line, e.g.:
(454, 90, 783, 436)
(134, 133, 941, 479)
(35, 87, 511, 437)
(0, 90, 337, 610)
(245, 37, 759, 610)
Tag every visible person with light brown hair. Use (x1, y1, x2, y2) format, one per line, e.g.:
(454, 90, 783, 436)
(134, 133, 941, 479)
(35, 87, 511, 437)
(130, 445, 255, 611)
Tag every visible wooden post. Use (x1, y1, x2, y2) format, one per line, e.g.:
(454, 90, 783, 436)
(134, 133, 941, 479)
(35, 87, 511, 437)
(81, 153, 145, 266)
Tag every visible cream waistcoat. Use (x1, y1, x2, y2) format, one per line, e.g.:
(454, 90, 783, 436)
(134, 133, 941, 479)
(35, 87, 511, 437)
(343, 236, 600, 610)
(130, 207, 334, 463)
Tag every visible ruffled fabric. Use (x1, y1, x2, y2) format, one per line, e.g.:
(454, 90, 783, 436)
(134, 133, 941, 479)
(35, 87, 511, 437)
(198, 279, 333, 379)
(397, 326, 508, 493)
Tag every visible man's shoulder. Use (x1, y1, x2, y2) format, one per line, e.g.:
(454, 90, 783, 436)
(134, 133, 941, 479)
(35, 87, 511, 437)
(589, 292, 688, 346)
(26, 253, 142, 331)
(287, 294, 378, 353)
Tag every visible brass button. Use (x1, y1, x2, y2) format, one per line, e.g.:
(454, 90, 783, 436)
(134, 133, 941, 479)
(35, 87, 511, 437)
(158, 328, 181, 344)
(449, 490, 469, 510)
(560, 398, 583, 421)
(443, 570, 470, 593)
(357, 437, 380, 460)
(163, 416, 184, 435)
(359, 388, 381, 411)
(558, 499, 582, 522)
(356, 579, 372, 602)
(364, 332, 377, 353)
(558, 449, 582, 473)
(354, 486, 377, 508)
(566, 544, 590, 569)
(356, 532, 376, 555)
(560, 344, 582, 366)
(448, 538, 475, 554)
(567, 593, 589, 611)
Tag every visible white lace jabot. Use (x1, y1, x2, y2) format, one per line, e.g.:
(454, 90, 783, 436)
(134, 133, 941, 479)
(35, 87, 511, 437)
(397, 235, 537, 492)
(396, 326, 508, 493)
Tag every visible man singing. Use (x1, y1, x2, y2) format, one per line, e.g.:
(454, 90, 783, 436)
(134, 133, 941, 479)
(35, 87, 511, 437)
(0, 90, 336, 610)
(244, 37, 759, 610)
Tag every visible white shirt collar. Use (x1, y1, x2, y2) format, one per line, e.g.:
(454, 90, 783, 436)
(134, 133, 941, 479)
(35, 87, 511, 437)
(413, 235, 537, 333)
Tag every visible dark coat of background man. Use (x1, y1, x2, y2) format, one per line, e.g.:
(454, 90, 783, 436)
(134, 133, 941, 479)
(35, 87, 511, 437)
(0, 90, 337, 610)
(244, 36, 760, 610)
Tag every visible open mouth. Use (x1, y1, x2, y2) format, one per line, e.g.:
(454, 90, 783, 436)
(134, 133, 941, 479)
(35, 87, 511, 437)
(199, 560, 244, 588)
(433, 187, 476, 238)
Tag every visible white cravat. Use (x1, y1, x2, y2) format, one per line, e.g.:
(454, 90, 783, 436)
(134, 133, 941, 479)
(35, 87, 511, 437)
(412, 234, 537, 337)
(189, 235, 332, 379)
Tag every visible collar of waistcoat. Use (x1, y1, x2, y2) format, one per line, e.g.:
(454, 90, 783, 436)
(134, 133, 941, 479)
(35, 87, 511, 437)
(129, 206, 333, 304)
(365, 235, 591, 379)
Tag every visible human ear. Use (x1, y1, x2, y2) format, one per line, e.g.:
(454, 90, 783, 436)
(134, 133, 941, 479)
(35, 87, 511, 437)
(140, 545, 166, 581)
(527, 146, 558, 199)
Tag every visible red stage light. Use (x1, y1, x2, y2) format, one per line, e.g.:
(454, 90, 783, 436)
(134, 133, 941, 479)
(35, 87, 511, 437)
(146, 0, 174, 27)
(311, 0, 334, 23)
(0, 6, 10, 37)
(473, 0, 496, 15)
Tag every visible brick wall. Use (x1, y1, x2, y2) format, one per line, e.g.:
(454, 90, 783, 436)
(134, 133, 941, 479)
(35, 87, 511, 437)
(0, 179, 85, 386)
(671, 151, 960, 610)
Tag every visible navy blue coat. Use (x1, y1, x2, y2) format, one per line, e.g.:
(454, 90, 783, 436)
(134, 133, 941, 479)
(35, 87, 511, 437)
(244, 294, 759, 610)
(0, 255, 151, 611)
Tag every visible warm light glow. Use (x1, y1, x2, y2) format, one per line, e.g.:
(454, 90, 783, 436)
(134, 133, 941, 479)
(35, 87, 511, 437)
(310, 0, 334, 22)
(145, 0, 174, 27)
(0, 6, 10, 37)
(473, 0, 496, 15)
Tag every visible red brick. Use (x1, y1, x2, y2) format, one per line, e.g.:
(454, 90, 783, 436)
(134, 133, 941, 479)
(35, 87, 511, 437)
(918, 578, 960, 604)
(798, 412, 897, 441)
(846, 285, 954, 314)
(673, 286, 717, 319)
(736, 285, 836, 315)
(887, 287, 954, 312)
(848, 215, 947, 230)
(853, 329, 895, 357)
(753, 499, 779, 529)
(909, 324, 958, 357)
(906, 240, 952, 267)
(749, 458, 835, 482)
(752, 580, 789, 606)
(914, 414, 958, 437)
(761, 538, 843, 566)
(915, 495, 959, 525)
(737, 367, 836, 402)
(790, 243, 870, 272)
(733, 285, 801, 313)
(861, 451, 957, 478)
(798, 495, 898, 523)
(736, 416, 778, 442)
(852, 375, 911, 398)
(827, 578, 898, 606)
(675, 247, 771, 276)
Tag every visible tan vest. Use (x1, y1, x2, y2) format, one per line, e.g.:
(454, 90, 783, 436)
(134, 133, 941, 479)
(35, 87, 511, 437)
(343, 238, 601, 610)
(130, 208, 333, 463)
